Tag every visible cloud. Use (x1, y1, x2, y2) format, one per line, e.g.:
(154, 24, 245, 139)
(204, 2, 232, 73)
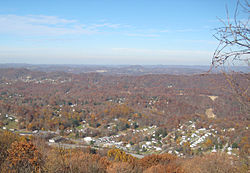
(177, 39, 217, 45)
(90, 23, 123, 29)
(5, 15, 77, 25)
(176, 29, 200, 32)
(0, 15, 91, 36)
(0, 15, 126, 36)
(124, 27, 202, 38)
(159, 28, 201, 33)
(126, 33, 160, 37)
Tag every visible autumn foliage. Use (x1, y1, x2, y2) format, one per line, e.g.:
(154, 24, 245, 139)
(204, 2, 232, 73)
(1, 140, 44, 173)
(0, 131, 248, 173)
(0, 131, 20, 168)
(45, 147, 110, 173)
(138, 153, 177, 169)
(107, 162, 136, 173)
(0, 68, 249, 172)
(107, 148, 136, 163)
(181, 152, 245, 173)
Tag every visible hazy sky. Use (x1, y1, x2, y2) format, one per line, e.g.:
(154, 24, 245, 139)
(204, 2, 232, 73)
(0, 0, 239, 65)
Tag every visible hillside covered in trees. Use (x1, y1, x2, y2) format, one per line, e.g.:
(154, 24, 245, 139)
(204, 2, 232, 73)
(0, 67, 249, 172)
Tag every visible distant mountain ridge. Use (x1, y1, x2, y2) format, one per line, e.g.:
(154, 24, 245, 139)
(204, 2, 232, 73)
(0, 64, 248, 75)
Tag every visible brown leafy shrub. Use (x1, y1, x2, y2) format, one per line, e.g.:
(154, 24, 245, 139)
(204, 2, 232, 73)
(181, 152, 245, 173)
(143, 164, 168, 173)
(107, 148, 137, 164)
(46, 147, 110, 173)
(138, 153, 177, 170)
(1, 140, 44, 173)
(45, 147, 69, 173)
(143, 158, 184, 173)
(0, 131, 20, 167)
(107, 162, 136, 173)
(68, 152, 110, 173)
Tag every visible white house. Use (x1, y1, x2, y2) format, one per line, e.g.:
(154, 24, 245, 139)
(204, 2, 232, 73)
(84, 137, 93, 144)
(49, 136, 63, 143)
(155, 147, 162, 151)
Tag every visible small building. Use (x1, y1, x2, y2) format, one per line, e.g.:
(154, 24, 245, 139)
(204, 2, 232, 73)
(33, 130, 39, 134)
(49, 136, 63, 143)
(126, 143, 131, 148)
(211, 146, 217, 153)
(155, 147, 162, 151)
(84, 137, 93, 144)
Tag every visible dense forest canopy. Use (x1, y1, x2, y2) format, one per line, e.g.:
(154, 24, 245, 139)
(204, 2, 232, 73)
(0, 66, 249, 172)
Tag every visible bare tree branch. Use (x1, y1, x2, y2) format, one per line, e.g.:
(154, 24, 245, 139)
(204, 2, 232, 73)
(212, 0, 250, 67)
(211, 0, 250, 114)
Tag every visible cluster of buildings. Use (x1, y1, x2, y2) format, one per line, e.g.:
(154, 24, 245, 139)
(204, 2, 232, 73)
(162, 121, 238, 157)
(1, 109, 241, 158)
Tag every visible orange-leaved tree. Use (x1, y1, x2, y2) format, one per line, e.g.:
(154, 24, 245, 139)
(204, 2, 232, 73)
(107, 148, 136, 164)
(138, 153, 177, 170)
(0, 131, 20, 168)
(1, 140, 44, 173)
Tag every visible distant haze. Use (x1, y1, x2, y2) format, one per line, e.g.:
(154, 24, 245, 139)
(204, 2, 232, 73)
(0, 64, 248, 75)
